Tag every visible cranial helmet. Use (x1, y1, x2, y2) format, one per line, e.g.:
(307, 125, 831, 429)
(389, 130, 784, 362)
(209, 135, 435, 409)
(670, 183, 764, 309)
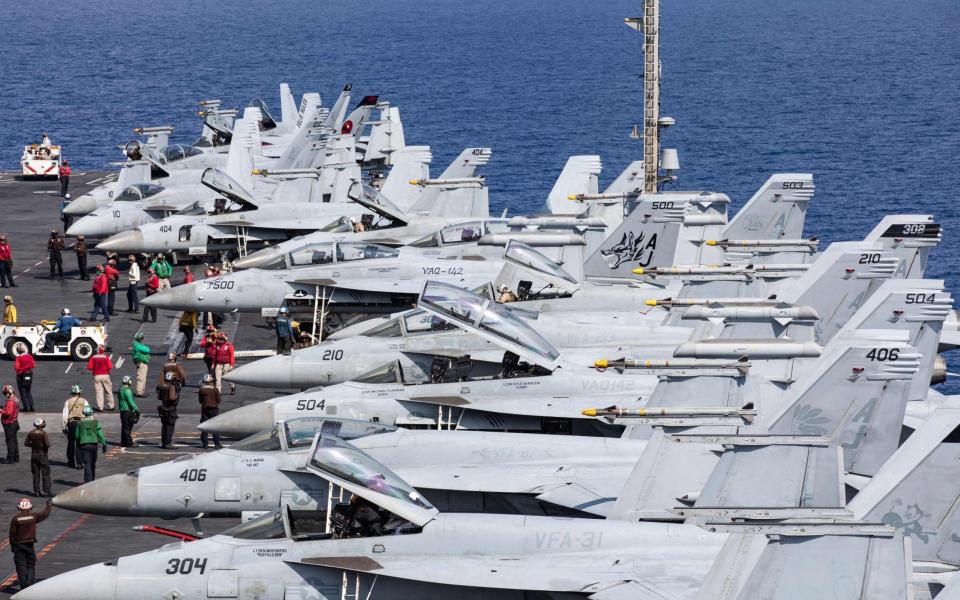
(71, 384, 81, 394)
(33, 417, 45, 428)
(82, 406, 94, 416)
(18, 498, 32, 511)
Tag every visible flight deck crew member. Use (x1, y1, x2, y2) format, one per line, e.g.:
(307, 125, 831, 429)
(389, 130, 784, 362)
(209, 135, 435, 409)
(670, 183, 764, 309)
(74, 235, 89, 280)
(161, 352, 187, 396)
(61, 386, 88, 469)
(198, 374, 222, 449)
(0, 235, 15, 288)
(200, 326, 218, 374)
(14, 352, 35, 412)
(9, 498, 53, 590)
(182, 265, 194, 285)
(126, 255, 140, 312)
(151, 254, 173, 291)
(47, 230, 64, 279)
(24, 418, 51, 497)
(496, 284, 518, 303)
(213, 333, 235, 394)
(3, 295, 16, 324)
(45, 308, 80, 351)
(89, 265, 109, 322)
(132, 331, 151, 397)
(75, 405, 106, 482)
(1, 385, 20, 464)
(157, 371, 178, 449)
(104, 259, 120, 316)
(275, 306, 294, 355)
(86, 345, 115, 411)
(142, 268, 159, 323)
(118, 376, 139, 447)
(178, 311, 198, 356)
(58, 159, 71, 196)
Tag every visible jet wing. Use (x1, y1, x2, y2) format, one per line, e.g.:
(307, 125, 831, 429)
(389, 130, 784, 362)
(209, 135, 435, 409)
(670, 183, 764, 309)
(292, 276, 494, 297)
(288, 554, 640, 595)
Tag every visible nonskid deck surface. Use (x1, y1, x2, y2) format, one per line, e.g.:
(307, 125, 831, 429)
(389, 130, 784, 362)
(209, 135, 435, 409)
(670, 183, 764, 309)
(0, 173, 284, 598)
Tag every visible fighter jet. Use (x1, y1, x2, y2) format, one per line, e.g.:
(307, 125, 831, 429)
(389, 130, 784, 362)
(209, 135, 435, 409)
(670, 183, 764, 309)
(24, 396, 920, 600)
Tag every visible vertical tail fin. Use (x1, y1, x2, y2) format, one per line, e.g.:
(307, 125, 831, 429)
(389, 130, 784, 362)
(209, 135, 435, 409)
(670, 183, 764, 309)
(379, 146, 432, 211)
(545, 155, 601, 215)
(323, 85, 352, 131)
(848, 395, 960, 566)
(362, 106, 406, 166)
(722, 174, 813, 240)
(437, 148, 492, 180)
(863, 215, 941, 279)
(224, 109, 259, 193)
(275, 93, 323, 170)
(779, 243, 899, 343)
(279, 83, 298, 130)
(406, 148, 493, 218)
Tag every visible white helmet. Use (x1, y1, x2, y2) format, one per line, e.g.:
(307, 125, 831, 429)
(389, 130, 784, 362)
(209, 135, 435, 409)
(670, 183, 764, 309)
(496, 284, 508, 293)
(121, 375, 132, 385)
(33, 417, 45, 428)
(18, 498, 32, 511)
(65, 193, 72, 200)
(62, 307, 71, 315)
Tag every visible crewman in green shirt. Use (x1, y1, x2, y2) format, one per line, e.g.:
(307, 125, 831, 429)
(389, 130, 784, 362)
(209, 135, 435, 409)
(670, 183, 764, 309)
(118, 375, 140, 448)
(74, 406, 107, 483)
(131, 331, 151, 397)
(150, 254, 173, 291)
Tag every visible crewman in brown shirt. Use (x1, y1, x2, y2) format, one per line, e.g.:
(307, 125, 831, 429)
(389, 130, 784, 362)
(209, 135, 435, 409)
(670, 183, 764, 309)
(198, 373, 222, 449)
(24, 418, 51, 497)
(8, 497, 53, 590)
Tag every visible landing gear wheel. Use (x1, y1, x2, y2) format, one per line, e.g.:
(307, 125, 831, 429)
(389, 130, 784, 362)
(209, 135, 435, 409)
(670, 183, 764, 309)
(71, 338, 96, 361)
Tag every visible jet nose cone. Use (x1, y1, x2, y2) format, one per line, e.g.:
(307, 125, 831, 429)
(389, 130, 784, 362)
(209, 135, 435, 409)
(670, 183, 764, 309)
(198, 401, 275, 439)
(66, 216, 104, 239)
(141, 283, 197, 311)
(97, 229, 144, 253)
(53, 473, 139, 516)
(225, 354, 294, 388)
(232, 247, 279, 270)
(63, 195, 98, 216)
(13, 562, 117, 600)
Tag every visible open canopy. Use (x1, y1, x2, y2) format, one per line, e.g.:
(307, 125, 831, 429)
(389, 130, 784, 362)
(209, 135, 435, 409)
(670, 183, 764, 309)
(201, 167, 258, 210)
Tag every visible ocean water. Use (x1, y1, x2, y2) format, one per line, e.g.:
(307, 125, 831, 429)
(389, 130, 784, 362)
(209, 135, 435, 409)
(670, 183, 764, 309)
(2, 0, 959, 382)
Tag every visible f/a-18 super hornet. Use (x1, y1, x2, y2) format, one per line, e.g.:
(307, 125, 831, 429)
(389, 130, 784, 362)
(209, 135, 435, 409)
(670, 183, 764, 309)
(28, 361, 924, 600)
(74, 92, 390, 247)
(204, 254, 921, 441)
(53, 286, 941, 522)
(63, 84, 316, 218)
(219, 228, 916, 393)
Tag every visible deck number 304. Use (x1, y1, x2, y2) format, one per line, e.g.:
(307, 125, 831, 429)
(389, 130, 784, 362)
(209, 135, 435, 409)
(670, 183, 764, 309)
(166, 557, 207, 575)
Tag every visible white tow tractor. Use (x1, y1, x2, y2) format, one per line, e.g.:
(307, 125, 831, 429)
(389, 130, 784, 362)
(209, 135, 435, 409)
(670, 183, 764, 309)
(1, 321, 107, 360)
(21, 134, 61, 179)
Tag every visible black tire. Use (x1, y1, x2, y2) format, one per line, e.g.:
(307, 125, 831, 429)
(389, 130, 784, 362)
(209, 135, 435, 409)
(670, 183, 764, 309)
(5, 338, 31, 359)
(71, 338, 96, 361)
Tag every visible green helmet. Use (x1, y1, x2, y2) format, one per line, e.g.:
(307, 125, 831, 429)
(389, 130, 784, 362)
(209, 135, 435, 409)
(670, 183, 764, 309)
(70, 384, 81, 395)
(134, 331, 144, 341)
(82, 406, 93, 416)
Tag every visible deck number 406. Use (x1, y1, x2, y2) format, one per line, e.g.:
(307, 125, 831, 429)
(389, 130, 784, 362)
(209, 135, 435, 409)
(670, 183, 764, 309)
(179, 468, 207, 482)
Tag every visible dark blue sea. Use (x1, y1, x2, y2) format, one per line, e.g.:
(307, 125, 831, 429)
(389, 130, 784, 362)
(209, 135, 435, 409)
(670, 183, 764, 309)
(2, 0, 959, 386)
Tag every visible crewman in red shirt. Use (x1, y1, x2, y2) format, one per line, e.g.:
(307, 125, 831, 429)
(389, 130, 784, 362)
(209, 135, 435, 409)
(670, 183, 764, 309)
(58, 160, 72, 196)
(0, 235, 15, 288)
(89, 265, 109, 322)
(14, 353, 35, 412)
(213, 333, 236, 394)
(86, 345, 115, 411)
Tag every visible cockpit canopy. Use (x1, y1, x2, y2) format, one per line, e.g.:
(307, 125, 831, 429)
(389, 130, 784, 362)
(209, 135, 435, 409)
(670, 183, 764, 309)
(262, 242, 401, 270)
(410, 220, 510, 247)
(309, 435, 434, 513)
(248, 98, 277, 131)
(116, 183, 165, 202)
(157, 144, 203, 164)
(504, 241, 579, 285)
(231, 417, 396, 452)
(419, 281, 560, 366)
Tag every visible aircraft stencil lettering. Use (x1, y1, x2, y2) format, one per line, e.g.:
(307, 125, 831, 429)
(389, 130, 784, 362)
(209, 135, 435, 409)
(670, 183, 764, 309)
(600, 231, 658, 269)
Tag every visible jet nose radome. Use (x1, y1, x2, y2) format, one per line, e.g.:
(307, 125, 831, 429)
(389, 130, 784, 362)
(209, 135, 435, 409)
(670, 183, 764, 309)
(63, 195, 99, 216)
(97, 229, 144, 252)
(197, 401, 275, 439)
(231, 247, 279, 270)
(53, 473, 139, 515)
(66, 215, 109, 239)
(225, 354, 294, 388)
(141, 282, 199, 311)
(12, 562, 117, 600)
